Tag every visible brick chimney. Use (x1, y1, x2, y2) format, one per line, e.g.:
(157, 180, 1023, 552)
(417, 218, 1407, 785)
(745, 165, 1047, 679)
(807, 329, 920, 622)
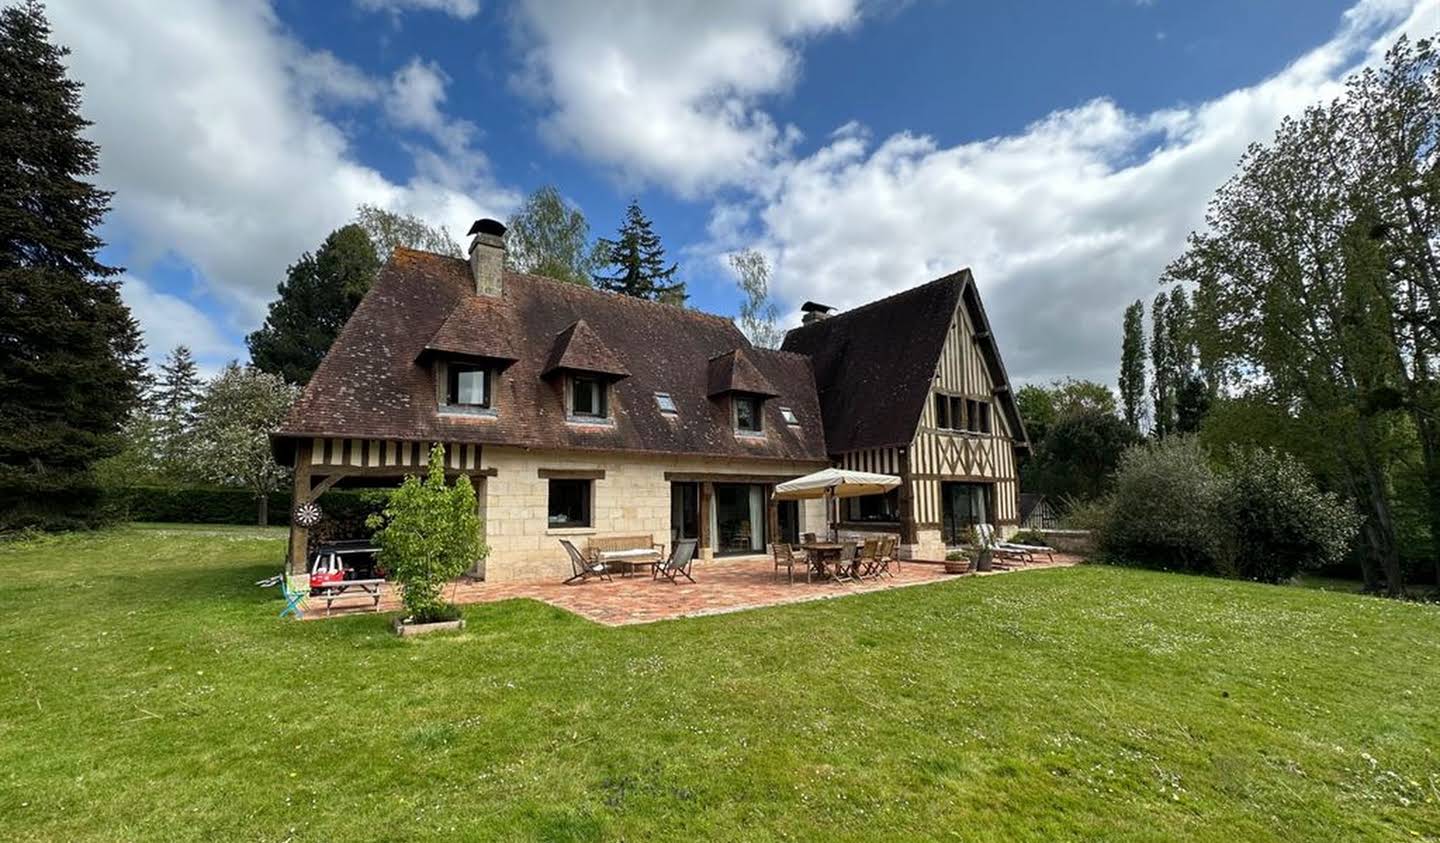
(467, 218, 506, 297)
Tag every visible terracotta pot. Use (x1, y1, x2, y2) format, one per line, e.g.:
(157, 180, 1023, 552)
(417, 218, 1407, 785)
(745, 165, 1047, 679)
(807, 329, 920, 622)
(944, 559, 971, 575)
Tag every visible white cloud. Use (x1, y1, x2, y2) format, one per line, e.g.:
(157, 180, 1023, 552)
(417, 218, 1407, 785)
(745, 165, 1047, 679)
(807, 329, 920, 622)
(511, 0, 860, 196)
(48, 0, 516, 330)
(727, 0, 1439, 386)
(120, 275, 246, 366)
(355, 0, 481, 20)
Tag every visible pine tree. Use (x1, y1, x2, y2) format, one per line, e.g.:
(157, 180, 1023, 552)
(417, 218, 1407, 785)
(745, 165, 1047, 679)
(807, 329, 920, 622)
(593, 200, 686, 303)
(246, 224, 380, 385)
(152, 345, 202, 473)
(0, 1, 144, 530)
(1149, 292, 1173, 437)
(1118, 299, 1146, 431)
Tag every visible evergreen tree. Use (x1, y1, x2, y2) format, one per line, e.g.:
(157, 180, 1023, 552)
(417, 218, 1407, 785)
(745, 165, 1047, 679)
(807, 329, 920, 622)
(1118, 299, 1146, 431)
(0, 1, 144, 530)
(246, 224, 380, 385)
(593, 199, 686, 303)
(1149, 293, 1173, 437)
(505, 185, 598, 286)
(152, 345, 202, 473)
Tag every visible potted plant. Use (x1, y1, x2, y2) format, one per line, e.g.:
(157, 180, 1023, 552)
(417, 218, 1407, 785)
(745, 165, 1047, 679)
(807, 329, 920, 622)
(943, 550, 971, 574)
(967, 525, 994, 572)
(367, 444, 487, 636)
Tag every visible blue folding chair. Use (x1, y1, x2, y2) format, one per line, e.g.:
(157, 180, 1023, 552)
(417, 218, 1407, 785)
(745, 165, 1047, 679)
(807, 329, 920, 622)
(279, 572, 309, 619)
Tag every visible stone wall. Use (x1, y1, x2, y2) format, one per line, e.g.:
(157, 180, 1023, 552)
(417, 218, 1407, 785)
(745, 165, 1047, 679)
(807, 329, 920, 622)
(478, 446, 827, 582)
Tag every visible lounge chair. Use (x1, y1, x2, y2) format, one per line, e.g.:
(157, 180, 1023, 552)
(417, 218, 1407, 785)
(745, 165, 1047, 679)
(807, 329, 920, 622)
(561, 539, 612, 584)
(974, 524, 1033, 565)
(656, 539, 698, 584)
(772, 542, 809, 584)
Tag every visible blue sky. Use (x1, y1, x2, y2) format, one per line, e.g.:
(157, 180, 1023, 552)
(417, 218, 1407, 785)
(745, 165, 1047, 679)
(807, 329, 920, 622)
(46, 0, 1437, 383)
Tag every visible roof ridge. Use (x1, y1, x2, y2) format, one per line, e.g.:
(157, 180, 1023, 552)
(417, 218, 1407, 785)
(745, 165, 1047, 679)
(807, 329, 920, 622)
(505, 269, 743, 331)
(787, 269, 969, 335)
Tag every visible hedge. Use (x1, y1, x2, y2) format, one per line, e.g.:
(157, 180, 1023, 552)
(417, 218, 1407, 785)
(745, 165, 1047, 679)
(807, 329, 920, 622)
(100, 485, 389, 527)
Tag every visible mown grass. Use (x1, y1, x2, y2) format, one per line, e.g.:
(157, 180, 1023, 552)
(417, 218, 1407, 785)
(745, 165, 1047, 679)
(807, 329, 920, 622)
(1, 524, 1437, 841)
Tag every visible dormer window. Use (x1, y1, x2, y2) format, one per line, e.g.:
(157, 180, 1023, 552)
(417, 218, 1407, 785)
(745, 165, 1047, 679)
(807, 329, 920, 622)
(570, 374, 608, 419)
(442, 362, 492, 410)
(779, 406, 799, 426)
(655, 392, 677, 415)
(734, 396, 762, 433)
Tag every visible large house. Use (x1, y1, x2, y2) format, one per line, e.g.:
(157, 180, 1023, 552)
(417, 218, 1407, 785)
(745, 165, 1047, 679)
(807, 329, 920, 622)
(271, 219, 1028, 580)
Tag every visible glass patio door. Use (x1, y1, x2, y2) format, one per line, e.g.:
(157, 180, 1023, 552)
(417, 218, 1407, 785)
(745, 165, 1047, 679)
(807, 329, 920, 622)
(713, 483, 766, 555)
(670, 482, 699, 546)
(941, 482, 992, 545)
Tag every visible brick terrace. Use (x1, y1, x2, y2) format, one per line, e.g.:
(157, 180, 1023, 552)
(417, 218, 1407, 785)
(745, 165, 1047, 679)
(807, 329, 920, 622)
(303, 553, 1082, 626)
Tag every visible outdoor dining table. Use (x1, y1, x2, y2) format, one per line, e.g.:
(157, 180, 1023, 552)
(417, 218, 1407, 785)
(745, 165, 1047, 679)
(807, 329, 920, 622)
(799, 542, 846, 579)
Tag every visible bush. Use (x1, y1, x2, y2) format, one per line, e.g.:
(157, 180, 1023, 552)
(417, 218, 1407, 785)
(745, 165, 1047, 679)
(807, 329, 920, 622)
(367, 445, 486, 624)
(1101, 436, 1225, 572)
(1099, 437, 1362, 583)
(1222, 446, 1360, 583)
(1009, 530, 1049, 546)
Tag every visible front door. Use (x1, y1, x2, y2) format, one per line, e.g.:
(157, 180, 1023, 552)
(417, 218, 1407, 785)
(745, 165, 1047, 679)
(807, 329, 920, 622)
(941, 482, 993, 545)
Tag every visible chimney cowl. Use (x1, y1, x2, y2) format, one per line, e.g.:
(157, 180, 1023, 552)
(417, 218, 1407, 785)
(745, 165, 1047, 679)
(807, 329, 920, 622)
(468, 218, 506, 297)
(800, 300, 835, 325)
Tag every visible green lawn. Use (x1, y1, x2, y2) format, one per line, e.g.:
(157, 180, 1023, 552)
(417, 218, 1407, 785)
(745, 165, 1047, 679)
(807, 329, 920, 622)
(2, 525, 1437, 841)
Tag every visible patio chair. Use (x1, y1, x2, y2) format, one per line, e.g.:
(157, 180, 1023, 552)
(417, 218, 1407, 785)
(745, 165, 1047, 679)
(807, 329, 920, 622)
(561, 539, 612, 584)
(279, 572, 308, 619)
(656, 539, 698, 584)
(772, 542, 810, 584)
(874, 536, 896, 578)
(802, 532, 817, 544)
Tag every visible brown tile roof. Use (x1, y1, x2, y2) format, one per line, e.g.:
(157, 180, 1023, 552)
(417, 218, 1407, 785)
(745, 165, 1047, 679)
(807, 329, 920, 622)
(542, 319, 629, 378)
(780, 269, 1029, 453)
(275, 248, 828, 464)
(705, 348, 778, 398)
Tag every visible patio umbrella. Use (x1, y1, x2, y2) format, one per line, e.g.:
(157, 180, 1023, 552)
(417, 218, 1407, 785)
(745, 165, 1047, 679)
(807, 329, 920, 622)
(773, 467, 901, 542)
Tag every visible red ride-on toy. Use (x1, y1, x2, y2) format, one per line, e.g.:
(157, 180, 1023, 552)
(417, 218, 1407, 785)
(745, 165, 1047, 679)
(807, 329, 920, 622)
(309, 552, 346, 590)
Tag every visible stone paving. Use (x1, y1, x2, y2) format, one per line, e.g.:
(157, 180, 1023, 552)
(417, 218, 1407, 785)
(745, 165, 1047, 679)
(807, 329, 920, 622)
(303, 553, 1082, 626)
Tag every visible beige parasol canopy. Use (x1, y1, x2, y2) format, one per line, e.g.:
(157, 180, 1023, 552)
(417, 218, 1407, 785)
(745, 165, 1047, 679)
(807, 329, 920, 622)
(773, 467, 901, 500)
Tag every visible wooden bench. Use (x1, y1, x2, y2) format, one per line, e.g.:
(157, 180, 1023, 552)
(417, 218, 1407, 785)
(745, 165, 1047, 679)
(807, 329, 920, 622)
(311, 578, 386, 616)
(587, 535, 664, 577)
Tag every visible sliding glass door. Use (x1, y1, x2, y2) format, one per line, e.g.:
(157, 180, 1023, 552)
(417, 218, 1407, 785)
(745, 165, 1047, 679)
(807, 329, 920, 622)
(670, 482, 699, 547)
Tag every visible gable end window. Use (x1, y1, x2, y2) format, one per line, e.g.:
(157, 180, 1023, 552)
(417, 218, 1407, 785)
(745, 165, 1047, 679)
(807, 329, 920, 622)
(445, 363, 491, 409)
(570, 375, 608, 419)
(734, 396, 762, 433)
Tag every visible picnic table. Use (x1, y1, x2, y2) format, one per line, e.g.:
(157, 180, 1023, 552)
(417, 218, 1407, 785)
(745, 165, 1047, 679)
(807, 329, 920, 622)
(312, 578, 386, 616)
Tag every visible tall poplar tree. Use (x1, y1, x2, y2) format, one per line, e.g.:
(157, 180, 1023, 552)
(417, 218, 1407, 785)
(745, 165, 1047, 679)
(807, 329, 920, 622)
(1118, 299, 1146, 431)
(0, 1, 144, 530)
(1149, 293, 1173, 437)
(593, 200, 686, 303)
(505, 185, 598, 286)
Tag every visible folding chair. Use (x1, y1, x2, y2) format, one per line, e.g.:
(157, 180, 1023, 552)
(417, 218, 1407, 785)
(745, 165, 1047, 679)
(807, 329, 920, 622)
(561, 539, 611, 584)
(656, 539, 698, 584)
(279, 572, 308, 619)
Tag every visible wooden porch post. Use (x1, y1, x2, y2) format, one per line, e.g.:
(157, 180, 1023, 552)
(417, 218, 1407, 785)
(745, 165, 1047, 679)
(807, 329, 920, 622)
(699, 481, 714, 560)
(287, 440, 312, 574)
(765, 485, 779, 553)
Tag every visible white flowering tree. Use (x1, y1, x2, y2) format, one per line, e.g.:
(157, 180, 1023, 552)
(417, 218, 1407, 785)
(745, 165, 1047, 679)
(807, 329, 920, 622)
(189, 364, 298, 525)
